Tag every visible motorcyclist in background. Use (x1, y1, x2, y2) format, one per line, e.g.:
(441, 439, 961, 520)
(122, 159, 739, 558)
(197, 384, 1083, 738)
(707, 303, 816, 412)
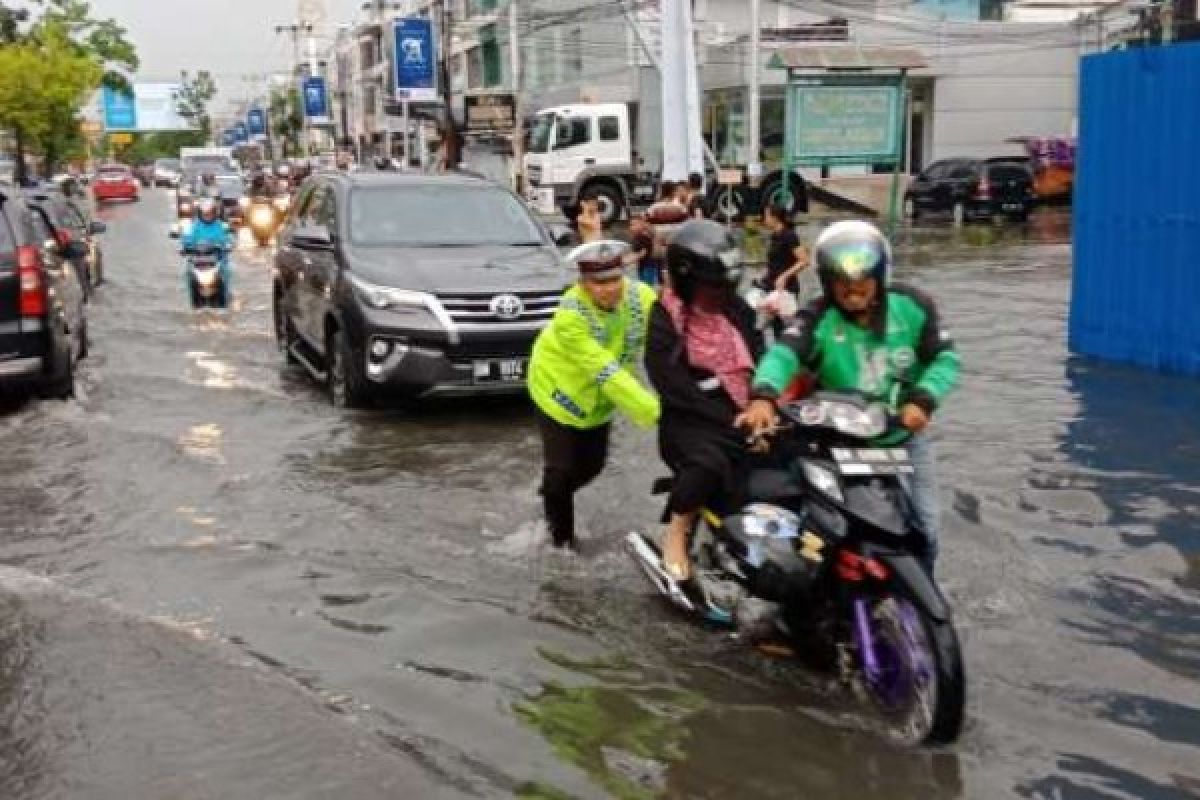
(736, 220, 961, 572)
(182, 198, 234, 303)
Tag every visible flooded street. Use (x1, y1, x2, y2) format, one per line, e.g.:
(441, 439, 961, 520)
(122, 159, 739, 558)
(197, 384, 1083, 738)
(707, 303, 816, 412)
(0, 192, 1197, 799)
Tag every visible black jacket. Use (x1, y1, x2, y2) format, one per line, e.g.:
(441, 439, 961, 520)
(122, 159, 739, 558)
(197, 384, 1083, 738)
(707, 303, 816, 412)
(644, 299, 765, 494)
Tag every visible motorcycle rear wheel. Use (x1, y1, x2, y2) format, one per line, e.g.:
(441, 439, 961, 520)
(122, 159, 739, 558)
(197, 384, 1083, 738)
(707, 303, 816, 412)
(863, 595, 965, 746)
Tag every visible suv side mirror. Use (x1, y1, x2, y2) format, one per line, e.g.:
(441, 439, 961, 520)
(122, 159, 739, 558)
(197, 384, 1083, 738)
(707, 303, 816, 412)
(292, 224, 334, 250)
(547, 223, 573, 247)
(89, 221, 107, 235)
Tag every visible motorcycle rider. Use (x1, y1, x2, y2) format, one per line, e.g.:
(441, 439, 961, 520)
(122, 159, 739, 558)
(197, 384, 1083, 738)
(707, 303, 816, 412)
(527, 240, 661, 549)
(182, 198, 233, 305)
(645, 220, 764, 581)
(736, 220, 960, 570)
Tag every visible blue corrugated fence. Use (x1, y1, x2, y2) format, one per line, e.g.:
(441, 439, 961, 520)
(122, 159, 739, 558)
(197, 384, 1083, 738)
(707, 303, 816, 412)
(1071, 43, 1200, 377)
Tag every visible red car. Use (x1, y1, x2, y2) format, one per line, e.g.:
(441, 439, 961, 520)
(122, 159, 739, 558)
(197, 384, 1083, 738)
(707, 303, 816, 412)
(92, 164, 140, 204)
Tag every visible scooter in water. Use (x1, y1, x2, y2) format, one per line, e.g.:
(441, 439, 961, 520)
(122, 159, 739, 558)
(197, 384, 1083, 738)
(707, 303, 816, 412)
(625, 391, 966, 746)
(182, 242, 229, 309)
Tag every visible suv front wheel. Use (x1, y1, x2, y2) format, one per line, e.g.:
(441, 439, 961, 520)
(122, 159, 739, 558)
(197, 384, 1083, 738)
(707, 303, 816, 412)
(327, 328, 370, 409)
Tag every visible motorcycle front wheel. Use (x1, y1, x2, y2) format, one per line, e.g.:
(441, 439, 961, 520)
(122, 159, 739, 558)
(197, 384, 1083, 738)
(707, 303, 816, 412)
(860, 594, 965, 746)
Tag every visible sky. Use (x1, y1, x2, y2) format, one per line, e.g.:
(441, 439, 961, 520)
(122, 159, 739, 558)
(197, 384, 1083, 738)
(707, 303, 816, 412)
(87, 0, 365, 114)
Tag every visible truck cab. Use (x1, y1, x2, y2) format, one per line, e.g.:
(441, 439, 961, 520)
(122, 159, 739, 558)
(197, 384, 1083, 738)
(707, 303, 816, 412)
(524, 103, 655, 225)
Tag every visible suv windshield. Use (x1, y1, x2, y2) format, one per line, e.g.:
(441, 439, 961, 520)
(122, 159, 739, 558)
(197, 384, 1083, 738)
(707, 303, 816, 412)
(987, 164, 1032, 184)
(528, 114, 556, 154)
(350, 185, 544, 247)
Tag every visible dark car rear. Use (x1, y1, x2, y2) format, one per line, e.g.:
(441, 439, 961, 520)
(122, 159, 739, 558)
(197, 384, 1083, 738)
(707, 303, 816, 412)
(0, 187, 84, 398)
(24, 187, 105, 298)
(273, 171, 566, 407)
(905, 158, 1035, 223)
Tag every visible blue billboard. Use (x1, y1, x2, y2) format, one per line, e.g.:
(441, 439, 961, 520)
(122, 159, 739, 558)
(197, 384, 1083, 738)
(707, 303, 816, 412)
(302, 76, 330, 123)
(247, 108, 266, 137)
(393, 18, 437, 102)
(234, 122, 248, 143)
(102, 86, 138, 130)
(221, 129, 237, 146)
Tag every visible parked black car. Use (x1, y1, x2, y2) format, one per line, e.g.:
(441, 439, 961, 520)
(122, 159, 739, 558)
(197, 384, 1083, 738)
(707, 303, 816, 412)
(0, 186, 87, 399)
(904, 158, 1035, 223)
(25, 186, 106, 298)
(273, 171, 569, 407)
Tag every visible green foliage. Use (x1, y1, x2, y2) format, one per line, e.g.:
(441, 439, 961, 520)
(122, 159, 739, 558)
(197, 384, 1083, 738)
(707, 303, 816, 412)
(0, 23, 103, 168)
(121, 130, 206, 164)
(269, 87, 303, 157)
(31, 0, 139, 91)
(176, 70, 217, 140)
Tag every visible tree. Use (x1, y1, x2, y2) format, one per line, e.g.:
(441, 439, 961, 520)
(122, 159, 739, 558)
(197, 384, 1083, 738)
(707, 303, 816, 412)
(175, 70, 217, 141)
(0, 24, 103, 177)
(269, 87, 303, 158)
(0, 0, 138, 180)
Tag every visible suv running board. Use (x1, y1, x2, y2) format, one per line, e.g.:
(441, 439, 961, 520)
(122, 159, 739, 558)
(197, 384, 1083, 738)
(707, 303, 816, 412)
(290, 344, 327, 383)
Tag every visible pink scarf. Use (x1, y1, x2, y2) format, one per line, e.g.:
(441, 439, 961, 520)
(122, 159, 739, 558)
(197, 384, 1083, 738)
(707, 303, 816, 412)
(660, 288, 755, 409)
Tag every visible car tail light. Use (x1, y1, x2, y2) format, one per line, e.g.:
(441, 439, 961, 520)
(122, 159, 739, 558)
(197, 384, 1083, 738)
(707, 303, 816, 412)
(975, 178, 992, 200)
(16, 245, 47, 316)
(54, 227, 72, 248)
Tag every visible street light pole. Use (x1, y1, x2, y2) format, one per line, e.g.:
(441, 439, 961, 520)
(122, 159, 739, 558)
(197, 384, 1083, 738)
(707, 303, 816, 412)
(747, 0, 762, 185)
(509, 0, 523, 193)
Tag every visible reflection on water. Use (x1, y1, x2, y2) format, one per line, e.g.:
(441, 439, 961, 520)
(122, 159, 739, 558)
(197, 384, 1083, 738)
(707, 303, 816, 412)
(515, 649, 704, 800)
(0, 590, 48, 800)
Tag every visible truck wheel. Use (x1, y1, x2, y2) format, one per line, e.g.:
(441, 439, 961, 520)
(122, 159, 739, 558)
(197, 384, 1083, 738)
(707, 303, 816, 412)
(709, 186, 746, 223)
(580, 184, 623, 226)
(761, 175, 808, 215)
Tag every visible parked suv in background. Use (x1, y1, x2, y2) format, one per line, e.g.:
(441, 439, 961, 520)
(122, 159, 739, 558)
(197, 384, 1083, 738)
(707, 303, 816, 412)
(273, 171, 569, 407)
(0, 186, 87, 398)
(904, 158, 1035, 223)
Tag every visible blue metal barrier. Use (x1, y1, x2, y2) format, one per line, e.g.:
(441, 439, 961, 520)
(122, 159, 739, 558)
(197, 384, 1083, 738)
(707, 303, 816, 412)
(1071, 43, 1200, 377)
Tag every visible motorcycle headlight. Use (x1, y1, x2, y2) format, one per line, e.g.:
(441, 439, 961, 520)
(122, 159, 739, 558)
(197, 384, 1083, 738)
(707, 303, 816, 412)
(802, 461, 844, 504)
(829, 404, 888, 438)
(251, 207, 274, 226)
(273, 196, 290, 212)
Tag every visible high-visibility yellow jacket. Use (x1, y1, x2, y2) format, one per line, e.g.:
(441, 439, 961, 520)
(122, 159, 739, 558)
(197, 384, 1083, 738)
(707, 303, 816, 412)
(528, 279, 660, 429)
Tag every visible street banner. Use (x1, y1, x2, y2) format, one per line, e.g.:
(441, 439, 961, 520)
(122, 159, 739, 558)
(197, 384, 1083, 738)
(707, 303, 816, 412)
(464, 93, 515, 133)
(247, 108, 267, 137)
(101, 82, 193, 132)
(302, 76, 331, 124)
(393, 18, 438, 102)
(234, 122, 249, 143)
(221, 129, 237, 146)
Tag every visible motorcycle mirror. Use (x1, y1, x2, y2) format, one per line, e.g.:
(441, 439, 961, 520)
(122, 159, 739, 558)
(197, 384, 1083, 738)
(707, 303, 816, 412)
(169, 228, 181, 239)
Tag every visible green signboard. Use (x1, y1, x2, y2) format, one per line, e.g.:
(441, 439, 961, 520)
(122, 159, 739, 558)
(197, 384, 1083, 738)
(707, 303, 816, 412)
(785, 79, 904, 166)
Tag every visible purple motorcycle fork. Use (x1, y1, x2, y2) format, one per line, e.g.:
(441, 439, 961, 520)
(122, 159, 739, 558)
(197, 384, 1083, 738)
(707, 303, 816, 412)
(853, 597, 881, 685)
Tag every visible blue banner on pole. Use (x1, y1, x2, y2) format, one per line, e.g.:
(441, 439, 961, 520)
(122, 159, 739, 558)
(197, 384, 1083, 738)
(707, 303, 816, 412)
(393, 18, 437, 102)
(302, 76, 330, 123)
(221, 129, 237, 146)
(102, 86, 138, 131)
(247, 108, 266, 137)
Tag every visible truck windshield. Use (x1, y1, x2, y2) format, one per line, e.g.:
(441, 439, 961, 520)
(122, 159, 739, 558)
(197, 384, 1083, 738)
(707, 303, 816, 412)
(528, 114, 556, 154)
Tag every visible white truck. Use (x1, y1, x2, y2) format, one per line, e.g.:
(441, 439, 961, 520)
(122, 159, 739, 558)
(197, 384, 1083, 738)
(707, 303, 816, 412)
(523, 102, 806, 225)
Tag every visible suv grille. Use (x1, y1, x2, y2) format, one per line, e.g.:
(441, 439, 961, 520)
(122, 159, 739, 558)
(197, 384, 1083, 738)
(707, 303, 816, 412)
(437, 290, 561, 325)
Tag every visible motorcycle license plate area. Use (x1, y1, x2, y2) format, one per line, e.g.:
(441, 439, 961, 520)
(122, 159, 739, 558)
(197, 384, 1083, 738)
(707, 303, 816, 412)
(473, 358, 526, 384)
(831, 448, 914, 476)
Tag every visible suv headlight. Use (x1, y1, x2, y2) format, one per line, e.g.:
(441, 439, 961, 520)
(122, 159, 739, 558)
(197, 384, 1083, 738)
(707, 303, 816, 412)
(349, 274, 433, 311)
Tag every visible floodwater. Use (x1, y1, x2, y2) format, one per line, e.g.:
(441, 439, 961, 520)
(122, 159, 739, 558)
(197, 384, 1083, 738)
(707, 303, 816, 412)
(0, 194, 1196, 799)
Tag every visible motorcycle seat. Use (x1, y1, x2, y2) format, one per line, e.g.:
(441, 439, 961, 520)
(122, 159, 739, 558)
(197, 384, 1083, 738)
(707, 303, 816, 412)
(746, 469, 804, 503)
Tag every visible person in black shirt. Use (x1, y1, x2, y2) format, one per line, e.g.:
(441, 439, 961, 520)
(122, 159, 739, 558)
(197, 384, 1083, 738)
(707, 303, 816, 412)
(686, 172, 706, 219)
(760, 202, 810, 293)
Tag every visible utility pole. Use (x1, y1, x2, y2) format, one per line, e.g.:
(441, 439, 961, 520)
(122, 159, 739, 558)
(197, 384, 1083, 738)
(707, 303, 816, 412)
(747, 0, 762, 186)
(276, 22, 314, 155)
(436, 0, 460, 168)
(509, 0, 523, 193)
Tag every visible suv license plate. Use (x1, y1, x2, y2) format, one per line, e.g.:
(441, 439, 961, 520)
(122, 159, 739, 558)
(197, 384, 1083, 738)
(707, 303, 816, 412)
(1002, 203, 1024, 211)
(473, 358, 526, 384)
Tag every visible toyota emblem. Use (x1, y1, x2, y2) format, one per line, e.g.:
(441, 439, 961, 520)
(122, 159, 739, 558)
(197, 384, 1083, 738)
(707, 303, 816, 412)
(490, 294, 524, 320)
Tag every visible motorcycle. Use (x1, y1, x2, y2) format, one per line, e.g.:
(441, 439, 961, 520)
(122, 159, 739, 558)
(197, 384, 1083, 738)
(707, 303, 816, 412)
(245, 196, 281, 246)
(625, 391, 966, 746)
(182, 242, 229, 309)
